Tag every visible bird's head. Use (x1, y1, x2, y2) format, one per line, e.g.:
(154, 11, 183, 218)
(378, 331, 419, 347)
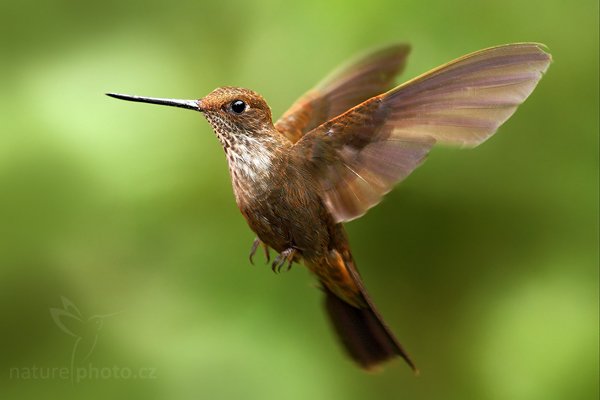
(107, 87, 276, 148)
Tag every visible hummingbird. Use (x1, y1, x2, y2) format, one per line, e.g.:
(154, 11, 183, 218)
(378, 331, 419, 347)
(107, 43, 551, 372)
(50, 297, 121, 381)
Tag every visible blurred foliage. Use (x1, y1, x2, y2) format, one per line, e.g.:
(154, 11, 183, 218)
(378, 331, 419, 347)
(0, 0, 598, 399)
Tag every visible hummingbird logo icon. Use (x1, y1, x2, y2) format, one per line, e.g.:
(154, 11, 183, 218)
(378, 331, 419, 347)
(50, 297, 120, 380)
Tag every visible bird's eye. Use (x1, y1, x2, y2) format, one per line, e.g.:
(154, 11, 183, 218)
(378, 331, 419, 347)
(230, 100, 246, 114)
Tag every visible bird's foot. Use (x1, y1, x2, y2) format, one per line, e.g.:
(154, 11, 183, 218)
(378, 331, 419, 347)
(272, 248, 297, 273)
(249, 238, 270, 265)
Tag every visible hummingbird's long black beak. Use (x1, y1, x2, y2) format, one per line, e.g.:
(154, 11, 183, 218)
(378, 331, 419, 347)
(106, 93, 203, 112)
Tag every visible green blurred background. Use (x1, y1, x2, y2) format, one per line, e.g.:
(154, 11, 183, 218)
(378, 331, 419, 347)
(1, 0, 598, 399)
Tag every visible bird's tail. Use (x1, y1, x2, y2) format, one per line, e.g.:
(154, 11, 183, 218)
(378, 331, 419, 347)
(305, 226, 416, 372)
(322, 282, 417, 372)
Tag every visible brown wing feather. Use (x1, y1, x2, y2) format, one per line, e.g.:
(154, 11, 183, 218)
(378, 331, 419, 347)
(275, 44, 411, 142)
(294, 43, 552, 223)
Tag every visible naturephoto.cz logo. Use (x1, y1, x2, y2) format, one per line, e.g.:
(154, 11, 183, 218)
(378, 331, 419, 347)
(9, 364, 157, 382)
(8, 297, 157, 383)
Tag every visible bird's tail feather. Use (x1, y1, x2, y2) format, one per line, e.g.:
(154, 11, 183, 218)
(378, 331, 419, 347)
(322, 282, 417, 372)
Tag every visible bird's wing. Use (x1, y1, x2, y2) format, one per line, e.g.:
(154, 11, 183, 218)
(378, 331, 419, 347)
(275, 44, 411, 143)
(50, 308, 83, 338)
(293, 43, 552, 223)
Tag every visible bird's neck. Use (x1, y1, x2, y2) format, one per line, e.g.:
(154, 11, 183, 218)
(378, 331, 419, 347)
(222, 129, 289, 202)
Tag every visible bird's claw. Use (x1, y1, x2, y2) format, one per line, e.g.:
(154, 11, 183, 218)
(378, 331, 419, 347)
(249, 238, 270, 265)
(271, 248, 297, 273)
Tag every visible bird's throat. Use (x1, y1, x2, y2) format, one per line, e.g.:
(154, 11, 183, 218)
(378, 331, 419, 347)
(222, 131, 287, 204)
